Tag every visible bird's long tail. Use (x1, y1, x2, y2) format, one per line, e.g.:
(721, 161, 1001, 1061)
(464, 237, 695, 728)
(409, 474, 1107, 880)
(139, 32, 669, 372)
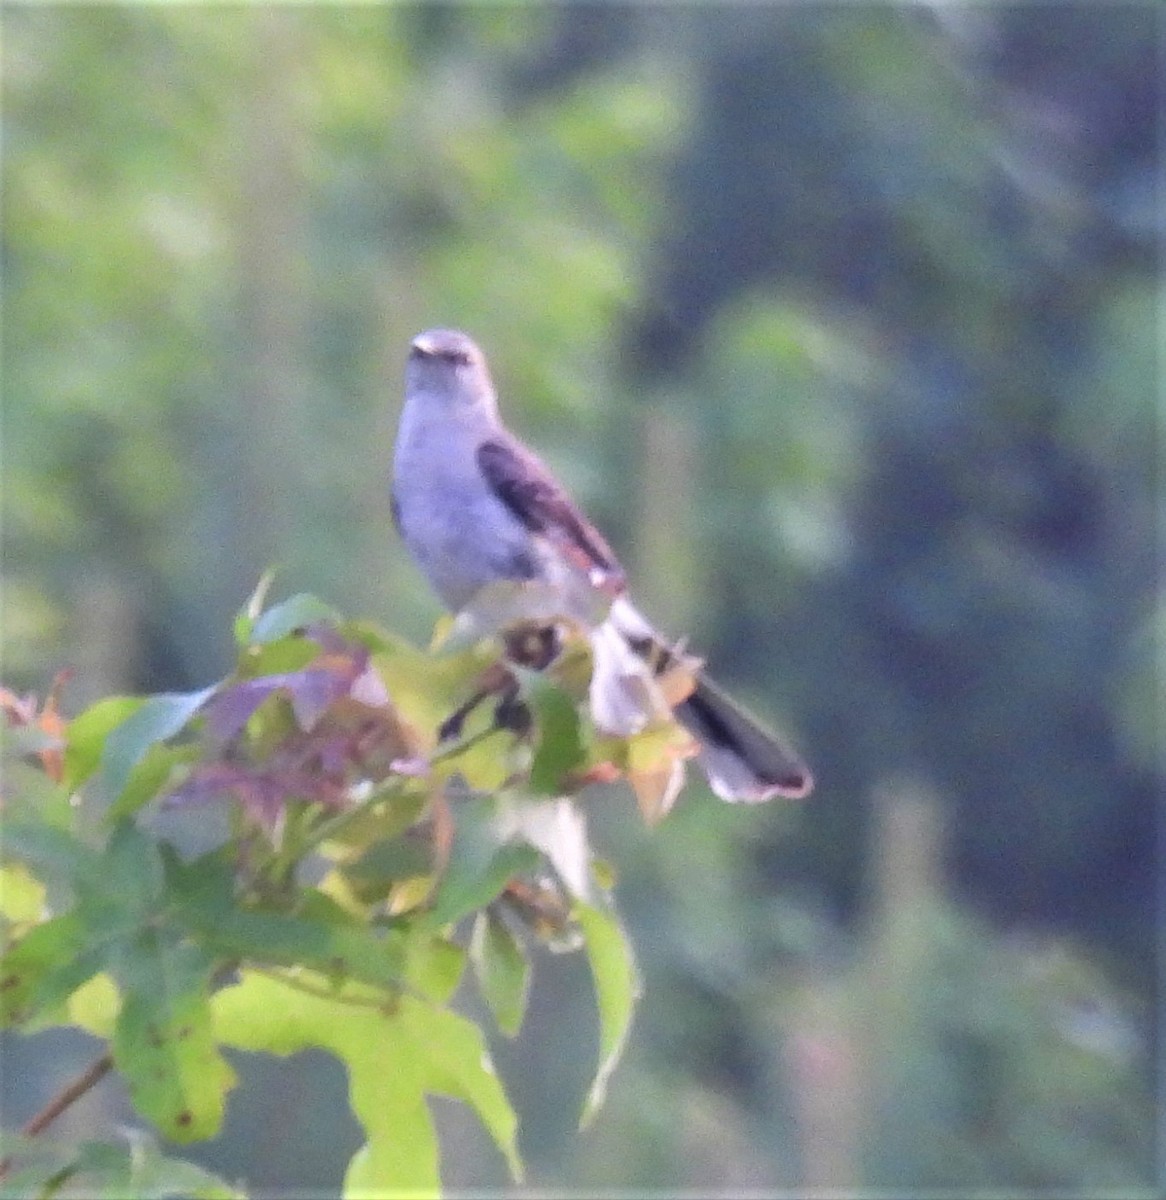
(607, 598, 812, 803)
(675, 674, 812, 802)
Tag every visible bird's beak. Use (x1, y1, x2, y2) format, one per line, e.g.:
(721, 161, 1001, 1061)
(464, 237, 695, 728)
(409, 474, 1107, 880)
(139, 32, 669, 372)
(410, 333, 438, 359)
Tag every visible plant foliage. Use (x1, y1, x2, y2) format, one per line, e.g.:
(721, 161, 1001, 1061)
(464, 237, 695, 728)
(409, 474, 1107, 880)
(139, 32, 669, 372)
(0, 582, 682, 1197)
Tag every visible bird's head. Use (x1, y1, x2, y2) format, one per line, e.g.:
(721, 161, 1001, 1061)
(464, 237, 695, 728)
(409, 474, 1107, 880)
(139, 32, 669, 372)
(406, 328, 497, 415)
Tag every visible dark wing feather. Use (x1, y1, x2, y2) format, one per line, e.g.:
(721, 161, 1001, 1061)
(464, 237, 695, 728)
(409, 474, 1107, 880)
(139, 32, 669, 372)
(477, 438, 626, 594)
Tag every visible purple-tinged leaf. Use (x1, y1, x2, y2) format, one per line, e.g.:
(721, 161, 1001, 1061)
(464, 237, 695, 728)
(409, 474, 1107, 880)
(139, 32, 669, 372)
(167, 762, 347, 829)
(202, 681, 280, 744)
(350, 664, 390, 707)
(205, 641, 383, 744)
(286, 667, 351, 732)
(301, 621, 350, 655)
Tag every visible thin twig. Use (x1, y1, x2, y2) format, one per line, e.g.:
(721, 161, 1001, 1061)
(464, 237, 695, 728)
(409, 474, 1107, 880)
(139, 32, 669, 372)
(429, 723, 502, 765)
(22, 1052, 113, 1138)
(0, 1051, 114, 1178)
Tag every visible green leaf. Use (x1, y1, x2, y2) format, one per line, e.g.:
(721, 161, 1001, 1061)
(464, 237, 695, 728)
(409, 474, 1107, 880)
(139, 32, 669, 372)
(2, 829, 172, 1030)
(214, 970, 522, 1194)
(471, 910, 530, 1037)
(0, 910, 96, 1026)
(0, 862, 45, 924)
(238, 633, 320, 678)
(102, 1132, 246, 1199)
(340, 823, 433, 893)
(428, 838, 540, 929)
(527, 677, 587, 795)
(337, 618, 412, 656)
(94, 686, 218, 809)
(82, 1130, 246, 1199)
(326, 789, 430, 857)
(217, 913, 410, 991)
(111, 929, 235, 1142)
(248, 593, 340, 644)
(106, 742, 200, 822)
(372, 639, 499, 736)
(84, 820, 164, 918)
(0, 756, 73, 830)
(575, 901, 640, 1127)
(67, 971, 120, 1038)
(166, 851, 409, 991)
(403, 929, 465, 1005)
(64, 695, 144, 790)
(397, 993, 522, 1183)
(0, 821, 95, 892)
(233, 568, 278, 647)
(4, 821, 162, 926)
(426, 796, 533, 927)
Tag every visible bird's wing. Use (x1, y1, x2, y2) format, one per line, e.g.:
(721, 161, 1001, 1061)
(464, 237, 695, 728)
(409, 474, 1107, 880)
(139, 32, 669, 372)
(477, 437, 626, 595)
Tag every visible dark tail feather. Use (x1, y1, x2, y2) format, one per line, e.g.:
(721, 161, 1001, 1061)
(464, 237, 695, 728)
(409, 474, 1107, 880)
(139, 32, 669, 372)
(675, 675, 813, 803)
(609, 598, 812, 802)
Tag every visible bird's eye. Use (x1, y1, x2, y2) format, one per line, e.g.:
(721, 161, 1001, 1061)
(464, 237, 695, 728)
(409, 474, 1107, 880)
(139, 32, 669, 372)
(409, 341, 473, 366)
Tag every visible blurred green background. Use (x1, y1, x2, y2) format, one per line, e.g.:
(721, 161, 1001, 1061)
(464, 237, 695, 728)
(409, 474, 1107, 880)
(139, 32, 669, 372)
(2, 4, 1159, 1194)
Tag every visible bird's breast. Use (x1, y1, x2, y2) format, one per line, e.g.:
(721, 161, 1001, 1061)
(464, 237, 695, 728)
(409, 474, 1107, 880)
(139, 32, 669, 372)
(392, 417, 543, 611)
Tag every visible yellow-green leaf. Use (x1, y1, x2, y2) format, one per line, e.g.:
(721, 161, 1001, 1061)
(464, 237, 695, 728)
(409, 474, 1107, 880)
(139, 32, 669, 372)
(63, 696, 144, 790)
(527, 677, 587, 796)
(0, 911, 93, 1027)
(111, 931, 235, 1142)
(470, 910, 530, 1037)
(0, 862, 45, 924)
(213, 970, 523, 1193)
(575, 901, 640, 1127)
(68, 972, 120, 1037)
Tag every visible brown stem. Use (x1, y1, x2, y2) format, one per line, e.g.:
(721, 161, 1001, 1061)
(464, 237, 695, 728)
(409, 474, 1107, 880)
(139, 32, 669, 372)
(0, 1052, 114, 1178)
(21, 1053, 114, 1138)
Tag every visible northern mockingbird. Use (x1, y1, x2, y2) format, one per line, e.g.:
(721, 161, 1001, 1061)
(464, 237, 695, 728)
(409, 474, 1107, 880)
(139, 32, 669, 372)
(391, 328, 812, 803)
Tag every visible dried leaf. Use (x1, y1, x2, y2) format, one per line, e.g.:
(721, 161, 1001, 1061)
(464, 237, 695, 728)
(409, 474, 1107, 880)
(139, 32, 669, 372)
(0, 671, 71, 782)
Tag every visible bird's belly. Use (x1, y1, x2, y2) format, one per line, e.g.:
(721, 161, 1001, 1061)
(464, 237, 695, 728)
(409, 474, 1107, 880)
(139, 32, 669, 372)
(397, 482, 541, 612)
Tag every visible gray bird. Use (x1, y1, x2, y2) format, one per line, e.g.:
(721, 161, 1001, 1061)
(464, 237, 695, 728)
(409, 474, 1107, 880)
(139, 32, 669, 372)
(391, 327, 812, 803)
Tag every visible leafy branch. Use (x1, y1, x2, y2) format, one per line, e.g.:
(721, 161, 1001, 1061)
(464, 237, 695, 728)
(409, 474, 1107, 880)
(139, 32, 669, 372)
(0, 582, 701, 1197)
